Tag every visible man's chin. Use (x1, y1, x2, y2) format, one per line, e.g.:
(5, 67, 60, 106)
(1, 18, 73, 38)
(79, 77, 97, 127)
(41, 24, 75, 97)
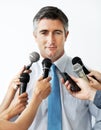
(47, 53, 55, 59)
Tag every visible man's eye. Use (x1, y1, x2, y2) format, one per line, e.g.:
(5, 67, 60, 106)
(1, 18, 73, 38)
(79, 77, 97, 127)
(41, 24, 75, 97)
(55, 31, 62, 35)
(40, 31, 48, 35)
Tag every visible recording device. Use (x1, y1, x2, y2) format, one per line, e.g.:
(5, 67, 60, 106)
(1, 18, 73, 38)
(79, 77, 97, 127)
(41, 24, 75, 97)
(26, 51, 40, 70)
(72, 56, 97, 80)
(56, 67, 81, 92)
(73, 63, 88, 81)
(42, 58, 52, 78)
(19, 51, 40, 95)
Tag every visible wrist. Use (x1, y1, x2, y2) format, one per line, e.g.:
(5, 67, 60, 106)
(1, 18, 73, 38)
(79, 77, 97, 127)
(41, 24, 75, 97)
(32, 91, 42, 104)
(0, 108, 13, 120)
(88, 89, 97, 101)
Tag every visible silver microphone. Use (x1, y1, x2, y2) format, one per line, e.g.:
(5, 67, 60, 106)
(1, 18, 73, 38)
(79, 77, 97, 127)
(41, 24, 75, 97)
(19, 51, 40, 95)
(26, 51, 40, 70)
(73, 63, 88, 81)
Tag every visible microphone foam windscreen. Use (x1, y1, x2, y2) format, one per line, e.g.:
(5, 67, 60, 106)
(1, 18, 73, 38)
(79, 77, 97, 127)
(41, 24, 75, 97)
(42, 58, 52, 69)
(72, 56, 83, 66)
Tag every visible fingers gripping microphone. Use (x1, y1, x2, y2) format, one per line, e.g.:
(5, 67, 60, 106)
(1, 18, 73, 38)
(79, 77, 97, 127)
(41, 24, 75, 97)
(62, 72, 81, 92)
(26, 51, 40, 70)
(56, 66, 81, 92)
(19, 51, 40, 95)
(42, 58, 52, 78)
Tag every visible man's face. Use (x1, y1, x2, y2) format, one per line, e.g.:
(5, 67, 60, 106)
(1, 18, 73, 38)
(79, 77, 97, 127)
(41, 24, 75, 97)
(34, 18, 69, 62)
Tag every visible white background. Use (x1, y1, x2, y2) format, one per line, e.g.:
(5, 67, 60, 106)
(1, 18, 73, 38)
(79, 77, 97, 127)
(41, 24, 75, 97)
(0, 0, 101, 104)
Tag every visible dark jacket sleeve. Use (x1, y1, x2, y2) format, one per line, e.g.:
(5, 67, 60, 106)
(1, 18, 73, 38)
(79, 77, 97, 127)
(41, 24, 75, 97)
(93, 90, 101, 109)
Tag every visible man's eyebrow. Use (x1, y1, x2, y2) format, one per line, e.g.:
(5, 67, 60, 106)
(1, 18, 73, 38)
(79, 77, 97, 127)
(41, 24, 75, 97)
(39, 29, 63, 33)
(54, 30, 63, 33)
(39, 30, 48, 33)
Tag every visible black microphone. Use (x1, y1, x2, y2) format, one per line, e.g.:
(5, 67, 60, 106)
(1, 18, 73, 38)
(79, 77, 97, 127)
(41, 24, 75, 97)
(56, 66, 81, 92)
(72, 56, 90, 74)
(42, 58, 52, 78)
(72, 56, 97, 80)
(26, 51, 40, 70)
(19, 51, 40, 95)
(19, 73, 30, 95)
(62, 72, 81, 92)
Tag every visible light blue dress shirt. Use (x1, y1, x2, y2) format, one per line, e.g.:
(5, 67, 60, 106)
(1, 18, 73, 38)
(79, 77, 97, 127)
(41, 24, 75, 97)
(27, 53, 101, 130)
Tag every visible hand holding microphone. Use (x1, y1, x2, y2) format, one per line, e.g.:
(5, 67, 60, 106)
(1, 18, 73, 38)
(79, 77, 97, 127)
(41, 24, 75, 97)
(20, 56, 52, 95)
(19, 52, 40, 95)
(55, 66, 81, 92)
(41, 58, 81, 92)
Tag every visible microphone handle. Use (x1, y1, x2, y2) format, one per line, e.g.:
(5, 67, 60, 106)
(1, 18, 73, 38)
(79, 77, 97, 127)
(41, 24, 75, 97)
(83, 66, 99, 81)
(19, 82, 27, 95)
(83, 66, 90, 74)
(26, 62, 32, 70)
(55, 66, 81, 92)
(43, 69, 49, 79)
(62, 72, 81, 92)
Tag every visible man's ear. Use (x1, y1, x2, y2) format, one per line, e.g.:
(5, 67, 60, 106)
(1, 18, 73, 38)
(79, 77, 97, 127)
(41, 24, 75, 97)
(33, 32, 38, 44)
(33, 32, 37, 38)
(65, 31, 69, 39)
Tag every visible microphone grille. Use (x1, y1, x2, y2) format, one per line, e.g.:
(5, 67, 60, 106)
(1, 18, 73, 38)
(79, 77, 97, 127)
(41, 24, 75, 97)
(29, 51, 40, 63)
(42, 58, 52, 69)
(73, 63, 82, 71)
(72, 56, 83, 66)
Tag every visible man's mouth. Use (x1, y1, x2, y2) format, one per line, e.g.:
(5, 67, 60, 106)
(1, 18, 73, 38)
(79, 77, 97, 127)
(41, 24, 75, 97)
(46, 46, 57, 49)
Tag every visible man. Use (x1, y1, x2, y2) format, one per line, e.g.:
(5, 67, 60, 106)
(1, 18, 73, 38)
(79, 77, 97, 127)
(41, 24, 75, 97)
(26, 6, 101, 130)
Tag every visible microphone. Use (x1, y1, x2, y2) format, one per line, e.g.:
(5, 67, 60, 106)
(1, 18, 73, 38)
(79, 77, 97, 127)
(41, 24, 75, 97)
(72, 56, 90, 74)
(73, 63, 88, 81)
(19, 51, 40, 95)
(56, 66, 81, 92)
(72, 56, 97, 80)
(42, 58, 52, 78)
(62, 72, 81, 92)
(19, 73, 30, 95)
(26, 51, 40, 70)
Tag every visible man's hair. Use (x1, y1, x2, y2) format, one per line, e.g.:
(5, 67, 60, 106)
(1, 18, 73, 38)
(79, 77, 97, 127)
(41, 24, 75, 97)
(33, 6, 69, 33)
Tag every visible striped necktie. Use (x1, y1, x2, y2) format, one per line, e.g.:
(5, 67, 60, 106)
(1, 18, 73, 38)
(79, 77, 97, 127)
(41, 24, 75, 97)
(48, 64, 62, 130)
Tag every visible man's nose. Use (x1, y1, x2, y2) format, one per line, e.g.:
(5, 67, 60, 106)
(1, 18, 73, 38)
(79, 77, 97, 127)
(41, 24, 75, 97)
(47, 33, 55, 44)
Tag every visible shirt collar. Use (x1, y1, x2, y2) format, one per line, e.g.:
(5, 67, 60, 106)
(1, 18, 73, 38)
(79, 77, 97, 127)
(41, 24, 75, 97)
(38, 52, 69, 72)
(54, 53, 68, 72)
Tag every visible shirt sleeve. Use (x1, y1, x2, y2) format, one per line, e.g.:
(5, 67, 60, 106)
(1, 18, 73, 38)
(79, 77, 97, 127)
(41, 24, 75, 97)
(88, 101, 101, 130)
(93, 90, 101, 109)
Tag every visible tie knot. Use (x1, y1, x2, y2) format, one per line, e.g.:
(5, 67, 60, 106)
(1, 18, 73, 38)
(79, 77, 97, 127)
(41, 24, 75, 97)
(51, 64, 56, 72)
(51, 64, 57, 76)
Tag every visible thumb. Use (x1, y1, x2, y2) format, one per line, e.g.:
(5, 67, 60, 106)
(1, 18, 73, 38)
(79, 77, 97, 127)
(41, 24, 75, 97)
(87, 75, 96, 82)
(38, 75, 44, 81)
